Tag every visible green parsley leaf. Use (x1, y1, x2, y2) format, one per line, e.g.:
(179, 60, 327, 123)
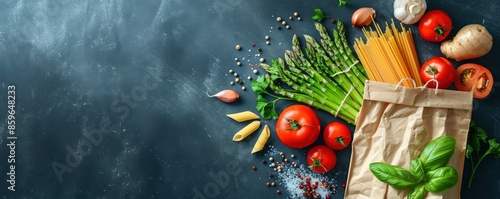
(338, 0, 351, 6)
(312, 9, 326, 22)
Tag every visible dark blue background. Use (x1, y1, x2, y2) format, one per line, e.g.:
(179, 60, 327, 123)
(0, 0, 498, 198)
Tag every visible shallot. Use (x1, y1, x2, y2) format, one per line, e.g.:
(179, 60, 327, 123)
(207, 89, 239, 103)
(351, 7, 376, 27)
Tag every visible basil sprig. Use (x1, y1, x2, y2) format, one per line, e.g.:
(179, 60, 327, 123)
(369, 136, 459, 199)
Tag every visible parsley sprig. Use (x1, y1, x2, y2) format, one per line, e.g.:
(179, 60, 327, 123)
(466, 121, 500, 188)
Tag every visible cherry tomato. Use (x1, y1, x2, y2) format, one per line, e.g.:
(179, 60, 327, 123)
(454, 63, 494, 99)
(323, 122, 352, 150)
(307, 145, 337, 173)
(418, 10, 452, 42)
(276, 104, 321, 149)
(420, 56, 455, 89)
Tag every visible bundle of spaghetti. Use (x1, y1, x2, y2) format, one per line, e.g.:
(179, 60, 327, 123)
(353, 20, 422, 87)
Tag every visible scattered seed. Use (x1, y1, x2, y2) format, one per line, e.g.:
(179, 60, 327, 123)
(266, 41, 270, 45)
(265, 35, 270, 40)
(289, 16, 293, 20)
(271, 182, 276, 187)
(259, 58, 265, 63)
(257, 48, 262, 52)
(234, 57, 238, 61)
(286, 25, 290, 29)
(237, 62, 242, 66)
(269, 157, 274, 161)
(230, 81, 234, 85)
(235, 78, 240, 82)
(276, 17, 282, 22)
(251, 43, 255, 47)
(281, 21, 287, 25)
(269, 173, 273, 178)
(247, 76, 252, 80)
(266, 182, 271, 186)
(276, 190, 281, 194)
(242, 86, 246, 90)
(229, 69, 233, 73)
(331, 19, 336, 23)
(276, 26, 281, 30)
(284, 158, 288, 162)
(291, 154, 295, 158)
(234, 73, 238, 77)
(262, 160, 266, 164)
(297, 17, 302, 21)
(236, 45, 241, 50)
(252, 166, 257, 170)
(253, 69, 258, 74)
(294, 12, 299, 17)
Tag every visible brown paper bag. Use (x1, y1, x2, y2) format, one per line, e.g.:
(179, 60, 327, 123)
(345, 80, 473, 199)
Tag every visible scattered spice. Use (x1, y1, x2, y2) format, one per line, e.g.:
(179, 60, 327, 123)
(247, 76, 252, 80)
(230, 81, 234, 85)
(260, 58, 265, 63)
(252, 166, 257, 170)
(251, 43, 255, 47)
(294, 12, 299, 17)
(234, 57, 238, 61)
(237, 62, 242, 66)
(277, 26, 282, 30)
(297, 17, 302, 21)
(281, 21, 287, 25)
(242, 86, 246, 91)
(253, 69, 259, 74)
(276, 17, 282, 22)
(266, 41, 270, 45)
(289, 16, 293, 20)
(276, 190, 281, 194)
(265, 35, 270, 40)
(286, 25, 290, 29)
(236, 45, 242, 50)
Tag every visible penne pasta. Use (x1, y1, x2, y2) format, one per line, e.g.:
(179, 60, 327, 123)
(232, 121, 261, 141)
(251, 124, 270, 154)
(227, 111, 260, 122)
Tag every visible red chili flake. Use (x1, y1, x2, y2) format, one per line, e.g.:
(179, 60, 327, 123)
(249, 63, 254, 67)
(331, 19, 336, 23)
(251, 43, 255, 47)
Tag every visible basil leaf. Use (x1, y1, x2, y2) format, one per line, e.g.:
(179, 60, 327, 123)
(408, 184, 427, 199)
(369, 162, 419, 189)
(410, 158, 426, 182)
(419, 136, 456, 171)
(424, 166, 459, 194)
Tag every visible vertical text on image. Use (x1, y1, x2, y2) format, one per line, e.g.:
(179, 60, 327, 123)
(6, 85, 17, 191)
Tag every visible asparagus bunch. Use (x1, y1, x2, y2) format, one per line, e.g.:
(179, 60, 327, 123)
(251, 20, 367, 124)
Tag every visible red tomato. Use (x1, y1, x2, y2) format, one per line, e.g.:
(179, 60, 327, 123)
(307, 145, 337, 173)
(276, 104, 321, 149)
(418, 10, 452, 42)
(455, 63, 494, 99)
(323, 122, 352, 150)
(420, 56, 455, 89)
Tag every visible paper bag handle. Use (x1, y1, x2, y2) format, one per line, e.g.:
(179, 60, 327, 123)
(422, 79, 439, 94)
(394, 78, 417, 90)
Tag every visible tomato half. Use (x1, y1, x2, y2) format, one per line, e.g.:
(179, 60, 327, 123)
(455, 63, 494, 99)
(418, 10, 452, 42)
(420, 56, 455, 89)
(276, 104, 321, 149)
(323, 122, 352, 150)
(307, 145, 337, 173)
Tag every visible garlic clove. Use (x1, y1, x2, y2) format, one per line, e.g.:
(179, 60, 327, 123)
(351, 7, 376, 27)
(207, 89, 240, 103)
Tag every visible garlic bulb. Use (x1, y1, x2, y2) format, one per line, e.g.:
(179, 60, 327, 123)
(394, 0, 427, 24)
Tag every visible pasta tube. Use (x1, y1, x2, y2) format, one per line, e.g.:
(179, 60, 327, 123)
(232, 121, 261, 141)
(251, 124, 270, 154)
(227, 111, 260, 122)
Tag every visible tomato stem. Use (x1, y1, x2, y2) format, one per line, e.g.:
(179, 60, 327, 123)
(434, 24, 451, 40)
(285, 118, 301, 130)
(308, 150, 328, 172)
(336, 136, 347, 147)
